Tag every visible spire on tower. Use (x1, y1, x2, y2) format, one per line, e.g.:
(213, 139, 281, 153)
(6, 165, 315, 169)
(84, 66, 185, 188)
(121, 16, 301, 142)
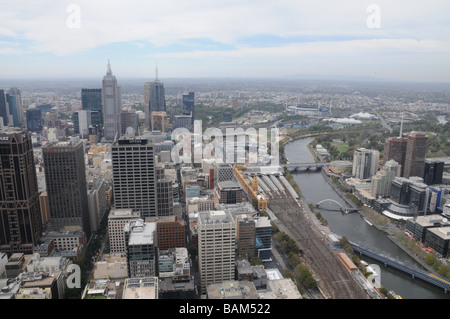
(107, 59, 112, 75)
(155, 60, 159, 81)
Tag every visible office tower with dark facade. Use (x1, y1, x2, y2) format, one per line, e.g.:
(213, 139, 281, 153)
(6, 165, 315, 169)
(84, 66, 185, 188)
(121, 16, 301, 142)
(423, 159, 444, 185)
(383, 137, 408, 177)
(0, 90, 10, 126)
(0, 129, 42, 255)
(182, 92, 195, 124)
(144, 81, 166, 131)
(102, 61, 122, 142)
(81, 88, 103, 133)
(26, 108, 43, 132)
(8, 88, 24, 127)
(42, 140, 91, 238)
(404, 132, 429, 179)
(112, 136, 157, 218)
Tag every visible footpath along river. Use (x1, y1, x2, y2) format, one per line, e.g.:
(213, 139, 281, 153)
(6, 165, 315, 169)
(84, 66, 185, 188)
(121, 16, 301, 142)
(284, 136, 450, 299)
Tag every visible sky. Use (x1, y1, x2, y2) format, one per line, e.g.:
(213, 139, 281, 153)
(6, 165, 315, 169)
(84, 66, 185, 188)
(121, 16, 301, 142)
(1, 0, 450, 82)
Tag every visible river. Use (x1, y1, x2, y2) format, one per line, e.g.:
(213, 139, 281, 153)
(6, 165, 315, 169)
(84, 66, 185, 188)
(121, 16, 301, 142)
(284, 136, 450, 299)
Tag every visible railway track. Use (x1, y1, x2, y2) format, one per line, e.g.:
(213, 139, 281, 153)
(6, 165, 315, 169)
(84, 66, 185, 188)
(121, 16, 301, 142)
(269, 196, 368, 299)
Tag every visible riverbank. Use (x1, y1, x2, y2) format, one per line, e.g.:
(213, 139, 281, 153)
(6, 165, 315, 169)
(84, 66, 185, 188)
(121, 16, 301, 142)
(287, 135, 445, 278)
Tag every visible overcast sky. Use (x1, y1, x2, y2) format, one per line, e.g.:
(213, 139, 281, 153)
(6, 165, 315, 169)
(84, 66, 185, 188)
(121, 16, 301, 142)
(1, 0, 449, 82)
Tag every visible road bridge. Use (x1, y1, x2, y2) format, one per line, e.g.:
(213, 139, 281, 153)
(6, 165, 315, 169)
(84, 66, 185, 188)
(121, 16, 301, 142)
(350, 242, 450, 293)
(284, 162, 330, 172)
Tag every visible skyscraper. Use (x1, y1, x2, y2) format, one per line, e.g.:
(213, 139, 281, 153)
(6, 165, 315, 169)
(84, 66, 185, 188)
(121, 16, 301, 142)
(182, 92, 195, 125)
(404, 132, 429, 179)
(0, 90, 11, 126)
(26, 108, 42, 132)
(383, 137, 408, 177)
(352, 148, 379, 180)
(0, 129, 42, 255)
(102, 61, 122, 141)
(43, 140, 91, 238)
(144, 71, 166, 131)
(7, 88, 24, 127)
(198, 211, 235, 293)
(81, 88, 103, 133)
(111, 135, 158, 218)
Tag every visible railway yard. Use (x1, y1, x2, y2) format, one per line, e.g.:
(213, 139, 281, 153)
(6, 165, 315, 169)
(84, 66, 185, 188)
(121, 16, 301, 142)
(236, 167, 370, 299)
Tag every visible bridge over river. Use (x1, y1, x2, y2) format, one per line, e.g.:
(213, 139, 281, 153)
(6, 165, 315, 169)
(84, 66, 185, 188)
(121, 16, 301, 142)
(350, 242, 450, 293)
(284, 162, 330, 171)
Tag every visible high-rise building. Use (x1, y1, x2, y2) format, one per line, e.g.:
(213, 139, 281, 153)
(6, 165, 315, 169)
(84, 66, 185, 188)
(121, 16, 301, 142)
(120, 107, 138, 135)
(404, 132, 429, 179)
(150, 111, 168, 132)
(0, 90, 11, 126)
(7, 88, 24, 127)
(124, 219, 157, 278)
(81, 88, 103, 133)
(390, 176, 428, 216)
(255, 216, 272, 261)
(370, 159, 401, 198)
(423, 159, 444, 186)
(26, 108, 42, 132)
(182, 92, 195, 124)
(352, 148, 379, 180)
(235, 214, 256, 259)
(198, 211, 235, 293)
(102, 61, 122, 141)
(383, 137, 408, 177)
(107, 209, 140, 255)
(144, 79, 166, 131)
(5, 94, 19, 127)
(111, 135, 157, 218)
(0, 129, 42, 255)
(42, 140, 91, 238)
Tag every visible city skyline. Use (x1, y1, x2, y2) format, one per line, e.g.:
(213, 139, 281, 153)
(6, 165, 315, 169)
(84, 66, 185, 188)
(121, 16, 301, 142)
(0, 1, 450, 82)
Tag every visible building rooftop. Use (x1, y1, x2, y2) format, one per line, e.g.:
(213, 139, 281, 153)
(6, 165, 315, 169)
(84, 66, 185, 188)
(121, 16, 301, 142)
(415, 214, 450, 227)
(125, 219, 156, 246)
(122, 277, 158, 299)
(198, 211, 234, 225)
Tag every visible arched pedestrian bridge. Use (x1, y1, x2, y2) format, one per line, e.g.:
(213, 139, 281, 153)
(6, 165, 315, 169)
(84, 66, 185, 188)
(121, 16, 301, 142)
(316, 199, 360, 214)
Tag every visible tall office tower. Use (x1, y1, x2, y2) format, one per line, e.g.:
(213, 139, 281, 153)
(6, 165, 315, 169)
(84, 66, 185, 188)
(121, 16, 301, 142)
(390, 177, 428, 216)
(120, 107, 138, 135)
(102, 61, 122, 142)
(150, 111, 168, 132)
(5, 94, 19, 127)
(404, 132, 429, 179)
(144, 77, 166, 131)
(8, 88, 24, 127)
(370, 159, 401, 198)
(423, 159, 444, 185)
(124, 219, 157, 278)
(182, 92, 195, 124)
(0, 90, 11, 126)
(81, 88, 103, 133)
(72, 110, 95, 137)
(255, 216, 272, 261)
(0, 129, 42, 255)
(43, 140, 91, 238)
(235, 214, 256, 259)
(383, 137, 408, 177)
(156, 168, 174, 217)
(198, 211, 236, 293)
(352, 148, 380, 180)
(107, 209, 140, 255)
(111, 136, 158, 218)
(26, 108, 43, 132)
